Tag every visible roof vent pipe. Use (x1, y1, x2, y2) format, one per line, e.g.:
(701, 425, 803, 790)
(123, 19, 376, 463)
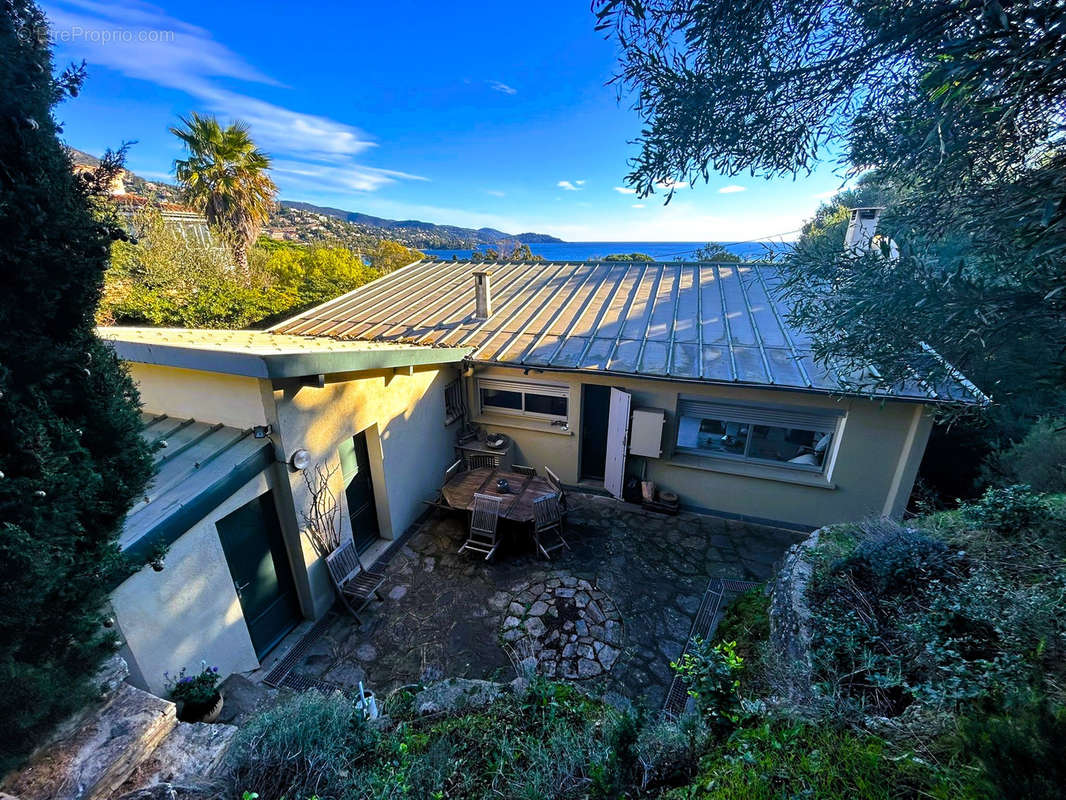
(844, 207, 884, 251)
(473, 270, 492, 319)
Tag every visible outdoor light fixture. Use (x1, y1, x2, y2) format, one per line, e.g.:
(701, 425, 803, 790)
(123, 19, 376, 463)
(252, 424, 272, 439)
(289, 449, 312, 471)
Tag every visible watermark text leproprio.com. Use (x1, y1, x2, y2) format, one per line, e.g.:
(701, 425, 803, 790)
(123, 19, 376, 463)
(50, 27, 176, 44)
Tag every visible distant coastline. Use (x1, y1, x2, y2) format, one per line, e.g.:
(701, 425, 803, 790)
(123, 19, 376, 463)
(424, 240, 792, 261)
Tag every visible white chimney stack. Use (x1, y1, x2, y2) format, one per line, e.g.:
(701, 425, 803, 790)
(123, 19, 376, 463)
(473, 270, 492, 319)
(844, 207, 884, 251)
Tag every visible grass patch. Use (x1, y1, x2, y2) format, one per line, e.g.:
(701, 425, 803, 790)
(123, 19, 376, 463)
(714, 586, 769, 693)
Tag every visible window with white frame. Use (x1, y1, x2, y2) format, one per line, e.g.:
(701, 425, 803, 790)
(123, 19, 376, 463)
(478, 378, 569, 422)
(674, 398, 842, 472)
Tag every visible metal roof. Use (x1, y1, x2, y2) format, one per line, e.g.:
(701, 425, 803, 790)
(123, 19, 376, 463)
(98, 326, 468, 378)
(120, 413, 274, 560)
(271, 260, 983, 403)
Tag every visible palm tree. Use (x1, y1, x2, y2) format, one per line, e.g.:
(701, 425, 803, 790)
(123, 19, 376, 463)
(170, 113, 277, 270)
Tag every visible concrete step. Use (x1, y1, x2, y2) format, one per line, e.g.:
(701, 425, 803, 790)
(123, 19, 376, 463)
(116, 721, 238, 796)
(2, 682, 177, 800)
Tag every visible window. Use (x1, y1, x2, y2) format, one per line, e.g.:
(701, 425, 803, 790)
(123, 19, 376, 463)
(478, 378, 569, 422)
(675, 398, 841, 473)
(443, 377, 464, 425)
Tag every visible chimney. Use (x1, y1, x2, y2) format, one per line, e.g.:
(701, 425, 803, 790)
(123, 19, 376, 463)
(473, 270, 492, 319)
(843, 207, 884, 251)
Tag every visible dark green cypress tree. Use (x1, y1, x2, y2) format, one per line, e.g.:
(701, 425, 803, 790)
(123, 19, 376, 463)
(0, 1, 153, 771)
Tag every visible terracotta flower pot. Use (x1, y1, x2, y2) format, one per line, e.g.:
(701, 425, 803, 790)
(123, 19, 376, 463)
(179, 693, 223, 723)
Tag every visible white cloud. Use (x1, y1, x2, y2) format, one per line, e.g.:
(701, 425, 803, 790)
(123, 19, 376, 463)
(43, 1, 420, 191)
(486, 189, 506, 197)
(488, 80, 517, 95)
(655, 179, 689, 190)
(575, 180, 585, 186)
(557, 180, 582, 191)
(631, 203, 645, 209)
(613, 186, 636, 194)
(718, 185, 746, 194)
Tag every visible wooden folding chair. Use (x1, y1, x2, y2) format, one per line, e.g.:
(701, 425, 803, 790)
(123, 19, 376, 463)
(423, 458, 464, 515)
(543, 466, 570, 514)
(512, 464, 537, 477)
(467, 453, 500, 470)
(325, 540, 387, 625)
(459, 492, 502, 560)
(532, 493, 569, 560)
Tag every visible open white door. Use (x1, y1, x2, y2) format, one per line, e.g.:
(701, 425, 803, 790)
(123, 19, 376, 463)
(604, 388, 631, 499)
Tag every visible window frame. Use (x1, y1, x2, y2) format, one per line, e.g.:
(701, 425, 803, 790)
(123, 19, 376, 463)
(673, 397, 843, 475)
(477, 377, 570, 423)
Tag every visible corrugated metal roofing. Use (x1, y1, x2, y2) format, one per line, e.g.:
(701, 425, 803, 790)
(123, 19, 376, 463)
(121, 412, 273, 552)
(271, 260, 983, 403)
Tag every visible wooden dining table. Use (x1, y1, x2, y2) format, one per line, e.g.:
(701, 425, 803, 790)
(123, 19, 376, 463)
(440, 467, 557, 523)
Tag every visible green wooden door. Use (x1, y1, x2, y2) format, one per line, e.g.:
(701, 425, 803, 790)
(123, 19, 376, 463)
(340, 430, 380, 554)
(216, 491, 302, 658)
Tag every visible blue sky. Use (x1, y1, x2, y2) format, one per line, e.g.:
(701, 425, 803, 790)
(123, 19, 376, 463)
(43, 0, 850, 241)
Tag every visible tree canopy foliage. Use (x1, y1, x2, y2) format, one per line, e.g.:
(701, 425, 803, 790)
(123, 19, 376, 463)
(0, 0, 152, 770)
(100, 212, 381, 329)
(598, 0, 1066, 429)
(171, 113, 277, 271)
(367, 238, 424, 272)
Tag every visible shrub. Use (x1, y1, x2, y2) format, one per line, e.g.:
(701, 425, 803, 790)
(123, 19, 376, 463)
(715, 587, 769, 691)
(671, 639, 745, 728)
(633, 714, 708, 789)
(983, 417, 1066, 493)
(842, 522, 957, 596)
(957, 697, 1066, 800)
(961, 484, 1050, 536)
(227, 690, 377, 800)
(662, 721, 972, 799)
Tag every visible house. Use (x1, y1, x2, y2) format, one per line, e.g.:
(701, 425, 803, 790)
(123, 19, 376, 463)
(99, 328, 467, 694)
(270, 257, 984, 527)
(99, 249, 983, 694)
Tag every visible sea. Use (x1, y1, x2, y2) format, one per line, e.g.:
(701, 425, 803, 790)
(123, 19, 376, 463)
(423, 240, 792, 262)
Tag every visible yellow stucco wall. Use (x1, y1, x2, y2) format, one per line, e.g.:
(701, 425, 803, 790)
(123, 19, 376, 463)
(468, 366, 933, 529)
(129, 362, 268, 429)
(111, 470, 278, 695)
(268, 365, 461, 615)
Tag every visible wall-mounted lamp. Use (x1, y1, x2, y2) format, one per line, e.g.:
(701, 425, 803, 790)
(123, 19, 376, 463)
(252, 424, 273, 439)
(289, 448, 312, 471)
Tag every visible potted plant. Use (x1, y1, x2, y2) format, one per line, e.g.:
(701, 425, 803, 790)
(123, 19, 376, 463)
(165, 662, 223, 722)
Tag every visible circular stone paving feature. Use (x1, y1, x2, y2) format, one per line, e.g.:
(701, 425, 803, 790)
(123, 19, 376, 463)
(500, 575, 624, 680)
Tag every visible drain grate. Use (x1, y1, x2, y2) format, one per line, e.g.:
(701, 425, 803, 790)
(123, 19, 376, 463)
(721, 579, 759, 593)
(262, 613, 335, 688)
(662, 578, 725, 719)
(277, 673, 343, 693)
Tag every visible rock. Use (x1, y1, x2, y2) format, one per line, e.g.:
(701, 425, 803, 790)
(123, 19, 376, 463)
(215, 675, 277, 726)
(503, 615, 521, 630)
(413, 678, 504, 715)
(508, 601, 526, 616)
(488, 591, 511, 611)
(3, 683, 176, 800)
(769, 529, 820, 704)
(388, 585, 408, 601)
(324, 661, 367, 687)
(523, 617, 546, 637)
(598, 645, 620, 670)
(676, 594, 702, 615)
(355, 643, 378, 662)
(528, 600, 549, 616)
(96, 655, 131, 695)
(118, 722, 237, 794)
(422, 556, 436, 572)
(116, 783, 216, 800)
(578, 659, 602, 678)
(574, 620, 589, 637)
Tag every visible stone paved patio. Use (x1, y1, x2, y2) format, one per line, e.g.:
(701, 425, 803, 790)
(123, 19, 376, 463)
(289, 494, 807, 710)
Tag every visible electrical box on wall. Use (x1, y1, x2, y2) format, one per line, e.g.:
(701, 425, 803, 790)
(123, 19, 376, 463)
(629, 407, 666, 458)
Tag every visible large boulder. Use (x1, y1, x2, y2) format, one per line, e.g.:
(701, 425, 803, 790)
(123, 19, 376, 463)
(767, 529, 821, 706)
(412, 678, 506, 716)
